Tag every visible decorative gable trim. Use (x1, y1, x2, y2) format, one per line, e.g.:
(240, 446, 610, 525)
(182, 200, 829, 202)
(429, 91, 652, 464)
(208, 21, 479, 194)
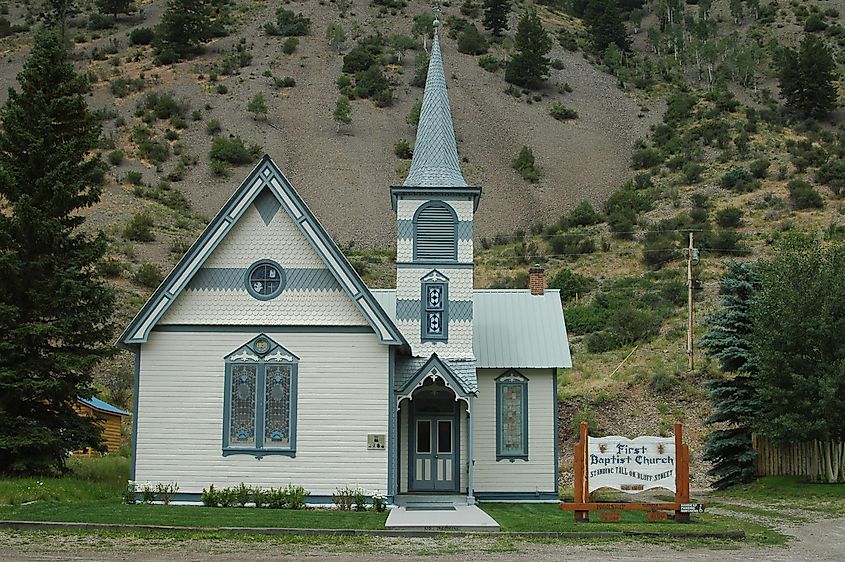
(396, 353, 476, 399)
(119, 155, 406, 346)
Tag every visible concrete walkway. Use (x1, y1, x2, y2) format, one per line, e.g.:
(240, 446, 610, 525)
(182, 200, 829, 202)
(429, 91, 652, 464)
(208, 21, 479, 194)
(385, 505, 500, 531)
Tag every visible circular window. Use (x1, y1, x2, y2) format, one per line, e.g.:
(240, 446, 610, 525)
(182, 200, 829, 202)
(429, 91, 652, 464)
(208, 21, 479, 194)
(245, 260, 286, 300)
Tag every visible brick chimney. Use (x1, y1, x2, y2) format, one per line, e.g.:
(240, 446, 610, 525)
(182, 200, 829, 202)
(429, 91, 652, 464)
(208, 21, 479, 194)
(529, 265, 545, 296)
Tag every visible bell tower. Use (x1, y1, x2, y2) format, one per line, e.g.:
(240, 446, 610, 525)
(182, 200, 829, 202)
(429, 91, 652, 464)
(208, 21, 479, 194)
(390, 21, 481, 360)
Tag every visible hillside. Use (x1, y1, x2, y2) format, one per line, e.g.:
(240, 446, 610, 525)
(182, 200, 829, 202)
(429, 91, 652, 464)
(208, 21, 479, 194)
(1, 0, 844, 487)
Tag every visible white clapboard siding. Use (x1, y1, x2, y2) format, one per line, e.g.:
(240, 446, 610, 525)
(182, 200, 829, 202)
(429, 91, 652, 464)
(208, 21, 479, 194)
(472, 369, 556, 493)
(135, 331, 389, 494)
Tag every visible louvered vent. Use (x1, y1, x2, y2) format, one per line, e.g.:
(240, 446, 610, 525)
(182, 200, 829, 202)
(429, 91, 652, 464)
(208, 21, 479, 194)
(414, 203, 457, 261)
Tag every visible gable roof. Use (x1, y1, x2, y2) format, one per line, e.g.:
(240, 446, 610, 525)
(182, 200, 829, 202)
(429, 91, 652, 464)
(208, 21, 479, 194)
(78, 396, 129, 417)
(119, 156, 406, 346)
(395, 354, 477, 398)
(403, 21, 468, 189)
(372, 289, 572, 369)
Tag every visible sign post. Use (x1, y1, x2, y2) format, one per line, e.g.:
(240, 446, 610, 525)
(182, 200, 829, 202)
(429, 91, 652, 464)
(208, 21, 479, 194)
(561, 421, 696, 523)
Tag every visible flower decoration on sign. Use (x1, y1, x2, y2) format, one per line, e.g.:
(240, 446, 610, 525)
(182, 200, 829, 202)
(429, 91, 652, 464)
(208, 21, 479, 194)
(599, 442, 607, 454)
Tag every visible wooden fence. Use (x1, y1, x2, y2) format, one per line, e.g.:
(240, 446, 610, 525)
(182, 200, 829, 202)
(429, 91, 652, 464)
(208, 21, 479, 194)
(753, 434, 844, 480)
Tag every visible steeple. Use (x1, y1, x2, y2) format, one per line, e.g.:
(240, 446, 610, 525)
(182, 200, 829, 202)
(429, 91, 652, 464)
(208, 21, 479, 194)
(403, 21, 468, 188)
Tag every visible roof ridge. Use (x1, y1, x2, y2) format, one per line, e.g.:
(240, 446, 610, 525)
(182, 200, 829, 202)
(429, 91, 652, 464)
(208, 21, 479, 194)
(402, 22, 468, 189)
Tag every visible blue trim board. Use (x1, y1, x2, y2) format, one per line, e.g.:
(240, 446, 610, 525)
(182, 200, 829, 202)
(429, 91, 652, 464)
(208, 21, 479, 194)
(397, 220, 472, 241)
(396, 299, 472, 321)
(189, 267, 340, 291)
(130, 347, 140, 482)
(474, 492, 558, 502)
(553, 368, 559, 496)
(389, 186, 482, 211)
(408, 400, 460, 492)
(387, 347, 397, 498)
(153, 325, 374, 334)
(119, 155, 406, 347)
(396, 262, 473, 269)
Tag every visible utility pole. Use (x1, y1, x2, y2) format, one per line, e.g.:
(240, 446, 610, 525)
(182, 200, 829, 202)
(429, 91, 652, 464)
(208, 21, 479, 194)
(687, 232, 697, 371)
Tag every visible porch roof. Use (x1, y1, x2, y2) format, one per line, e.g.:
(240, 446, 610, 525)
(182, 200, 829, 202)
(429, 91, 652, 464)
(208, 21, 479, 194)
(395, 355, 477, 395)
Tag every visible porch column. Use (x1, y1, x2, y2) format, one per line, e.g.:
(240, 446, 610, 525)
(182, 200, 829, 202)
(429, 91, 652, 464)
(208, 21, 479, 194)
(467, 396, 474, 501)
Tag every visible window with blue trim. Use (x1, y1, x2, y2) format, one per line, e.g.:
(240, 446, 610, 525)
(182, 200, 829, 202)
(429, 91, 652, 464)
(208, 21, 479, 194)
(224, 335, 298, 456)
(421, 271, 448, 341)
(496, 371, 528, 460)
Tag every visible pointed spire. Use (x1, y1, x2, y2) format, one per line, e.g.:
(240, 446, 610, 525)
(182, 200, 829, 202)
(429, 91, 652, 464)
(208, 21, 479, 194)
(403, 20, 468, 188)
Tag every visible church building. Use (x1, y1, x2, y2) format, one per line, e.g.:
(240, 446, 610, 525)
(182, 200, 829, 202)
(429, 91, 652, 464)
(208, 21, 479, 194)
(120, 24, 571, 503)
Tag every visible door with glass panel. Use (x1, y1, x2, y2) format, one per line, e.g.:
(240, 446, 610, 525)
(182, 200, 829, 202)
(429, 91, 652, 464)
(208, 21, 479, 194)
(412, 416, 456, 491)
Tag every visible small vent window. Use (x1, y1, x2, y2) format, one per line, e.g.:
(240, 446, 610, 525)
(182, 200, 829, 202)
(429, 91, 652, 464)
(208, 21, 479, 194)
(414, 203, 457, 261)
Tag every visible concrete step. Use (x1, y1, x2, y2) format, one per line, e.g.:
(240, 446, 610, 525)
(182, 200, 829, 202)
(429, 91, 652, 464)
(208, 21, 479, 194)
(385, 504, 500, 531)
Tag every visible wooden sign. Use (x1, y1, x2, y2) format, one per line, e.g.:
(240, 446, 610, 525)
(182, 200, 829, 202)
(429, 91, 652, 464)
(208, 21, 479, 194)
(561, 421, 694, 523)
(588, 435, 676, 493)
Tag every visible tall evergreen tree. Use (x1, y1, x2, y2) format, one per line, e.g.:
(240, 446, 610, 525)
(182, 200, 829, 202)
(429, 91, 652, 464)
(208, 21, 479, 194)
(40, 0, 79, 40)
(700, 262, 760, 489)
(587, 0, 630, 54)
(155, 0, 215, 62)
(482, 0, 510, 37)
(0, 31, 114, 474)
(505, 8, 552, 89)
(778, 34, 839, 119)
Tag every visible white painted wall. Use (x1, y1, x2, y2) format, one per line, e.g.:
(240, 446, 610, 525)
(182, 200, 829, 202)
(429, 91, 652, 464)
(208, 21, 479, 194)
(135, 330, 390, 496)
(472, 369, 556, 494)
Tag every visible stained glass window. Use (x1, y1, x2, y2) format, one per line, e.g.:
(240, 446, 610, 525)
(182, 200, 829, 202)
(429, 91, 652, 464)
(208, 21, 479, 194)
(264, 365, 291, 448)
(246, 260, 285, 299)
(225, 335, 298, 454)
(422, 281, 447, 340)
(229, 365, 257, 446)
(496, 372, 528, 458)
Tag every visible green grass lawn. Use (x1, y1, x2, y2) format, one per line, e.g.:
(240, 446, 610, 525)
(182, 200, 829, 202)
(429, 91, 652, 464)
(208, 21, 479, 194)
(479, 503, 784, 544)
(0, 459, 806, 545)
(0, 500, 388, 529)
(713, 476, 845, 514)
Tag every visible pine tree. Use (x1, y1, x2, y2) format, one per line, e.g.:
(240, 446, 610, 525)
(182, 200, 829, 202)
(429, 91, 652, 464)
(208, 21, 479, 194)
(778, 34, 839, 119)
(587, 0, 630, 54)
(155, 0, 214, 62)
(700, 262, 760, 489)
(0, 31, 114, 475)
(482, 0, 510, 37)
(504, 8, 552, 90)
(333, 95, 352, 132)
(95, 0, 133, 19)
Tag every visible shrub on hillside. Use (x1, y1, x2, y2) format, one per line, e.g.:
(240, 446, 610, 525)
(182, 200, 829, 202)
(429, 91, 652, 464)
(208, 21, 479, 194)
(787, 179, 824, 209)
(457, 25, 487, 55)
(266, 8, 310, 36)
(129, 27, 155, 46)
(816, 159, 845, 195)
(585, 331, 623, 353)
(715, 206, 744, 228)
(749, 158, 770, 179)
(631, 147, 662, 169)
(478, 54, 500, 72)
(209, 136, 261, 166)
(608, 304, 661, 344)
(720, 167, 758, 192)
(549, 232, 596, 257)
(133, 263, 163, 289)
(394, 139, 412, 159)
(140, 91, 188, 120)
(124, 213, 155, 242)
(548, 268, 594, 302)
(512, 145, 541, 182)
(564, 201, 603, 227)
(549, 102, 578, 121)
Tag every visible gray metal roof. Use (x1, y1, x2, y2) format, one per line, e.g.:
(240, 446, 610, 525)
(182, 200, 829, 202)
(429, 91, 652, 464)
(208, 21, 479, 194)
(403, 23, 468, 189)
(372, 289, 572, 369)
